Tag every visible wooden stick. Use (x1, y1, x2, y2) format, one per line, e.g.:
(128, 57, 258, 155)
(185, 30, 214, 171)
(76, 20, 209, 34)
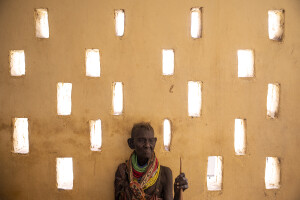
(180, 157, 182, 173)
(180, 157, 183, 200)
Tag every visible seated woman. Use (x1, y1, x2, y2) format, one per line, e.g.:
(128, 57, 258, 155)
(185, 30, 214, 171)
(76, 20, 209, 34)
(114, 122, 188, 200)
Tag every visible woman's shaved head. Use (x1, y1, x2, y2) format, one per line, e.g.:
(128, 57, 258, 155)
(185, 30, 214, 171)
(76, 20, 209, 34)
(131, 122, 154, 138)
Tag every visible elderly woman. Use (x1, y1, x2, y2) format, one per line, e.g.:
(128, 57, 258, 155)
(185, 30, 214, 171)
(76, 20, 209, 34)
(115, 122, 188, 200)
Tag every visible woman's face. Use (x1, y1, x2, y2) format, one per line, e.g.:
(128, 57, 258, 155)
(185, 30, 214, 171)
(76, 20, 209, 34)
(132, 129, 157, 160)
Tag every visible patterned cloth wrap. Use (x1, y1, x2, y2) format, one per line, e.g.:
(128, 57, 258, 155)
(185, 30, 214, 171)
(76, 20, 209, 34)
(126, 151, 160, 200)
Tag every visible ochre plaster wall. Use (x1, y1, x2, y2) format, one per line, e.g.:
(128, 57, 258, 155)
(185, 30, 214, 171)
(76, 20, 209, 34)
(0, 0, 299, 199)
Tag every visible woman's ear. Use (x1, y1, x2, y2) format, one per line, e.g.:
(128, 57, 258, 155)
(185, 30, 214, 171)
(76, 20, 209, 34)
(127, 138, 135, 149)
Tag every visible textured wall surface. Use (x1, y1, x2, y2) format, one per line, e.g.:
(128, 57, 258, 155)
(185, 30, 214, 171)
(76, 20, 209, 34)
(0, 0, 299, 199)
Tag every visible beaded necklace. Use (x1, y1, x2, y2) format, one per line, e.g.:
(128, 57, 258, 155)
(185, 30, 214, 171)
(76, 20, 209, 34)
(132, 153, 148, 173)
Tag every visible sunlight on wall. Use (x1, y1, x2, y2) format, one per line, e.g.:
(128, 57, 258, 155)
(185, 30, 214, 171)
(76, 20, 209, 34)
(207, 156, 222, 191)
(234, 119, 246, 155)
(237, 49, 254, 77)
(112, 82, 123, 115)
(115, 10, 125, 37)
(56, 157, 73, 190)
(267, 83, 280, 118)
(265, 157, 280, 189)
(268, 10, 284, 41)
(190, 8, 202, 39)
(35, 8, 49, 38)
(57, 82, 72, 115)
(162, 49, 174, 75)
(90, 119, 102, 151)
(86, 49, 100, 77)
(163, 119, 171, 151)
(10, 50, 25, 76)
(188, 81, 202, 117)
(13, 118, 29, 154)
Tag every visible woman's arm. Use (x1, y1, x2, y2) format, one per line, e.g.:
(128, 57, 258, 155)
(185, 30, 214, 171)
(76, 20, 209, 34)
(162, 166, 174, 200)
(174, 173, 188, 200)
(114, 163, 130, 200)
(162, 167, 188, 200)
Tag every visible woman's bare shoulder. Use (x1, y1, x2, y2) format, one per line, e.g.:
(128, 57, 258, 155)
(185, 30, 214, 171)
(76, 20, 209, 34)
(160, 165, 173, 179)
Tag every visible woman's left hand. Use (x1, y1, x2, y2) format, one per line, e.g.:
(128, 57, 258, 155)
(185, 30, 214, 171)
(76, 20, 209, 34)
(174, 173, 188, 195)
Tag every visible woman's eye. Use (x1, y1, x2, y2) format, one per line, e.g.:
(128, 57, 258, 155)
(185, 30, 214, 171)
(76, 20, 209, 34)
(137, 138, 145, 143)
(149, 139, 155, 143)
(135, 138, 155, 144)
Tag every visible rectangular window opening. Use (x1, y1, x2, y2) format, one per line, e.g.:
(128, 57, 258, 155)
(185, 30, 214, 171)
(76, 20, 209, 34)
(163, 119, 171, 151)
(115, 9, 125, 37)
(162, 49, 174, 75)
(265, 157, 280, 189)
(207, 156, 222, 191)
(234, 119, 246, 155)
(35, 8, 49, 38)
(90, 119, 102, 151)
(13, 118, 29, 154)
(191, 8, 202, 39)
(86, 49, 100, 77)
(268, 10, 284, 41)
(112, 82, 123, 115)
(237, 49, 254, 78)
(188, 81, 202, 117)
(267, 83, 280, 118)
(57, 82, 72, 115)
(10, 50, 25, 76)
(56, 157, 73, 190)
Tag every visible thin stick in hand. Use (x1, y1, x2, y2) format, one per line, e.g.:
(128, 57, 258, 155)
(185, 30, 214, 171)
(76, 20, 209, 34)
(180, 157, 183, 200)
